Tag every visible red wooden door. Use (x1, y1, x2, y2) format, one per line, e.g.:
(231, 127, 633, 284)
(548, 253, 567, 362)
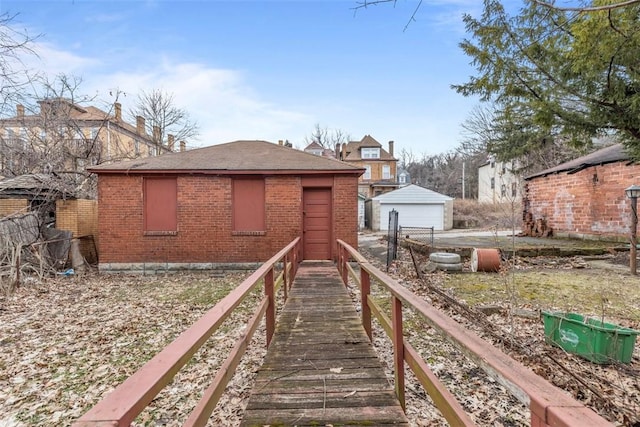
(303, 188, 332, 260)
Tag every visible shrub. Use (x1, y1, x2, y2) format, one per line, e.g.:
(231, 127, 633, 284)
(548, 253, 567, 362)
(453, 199, 522, 229)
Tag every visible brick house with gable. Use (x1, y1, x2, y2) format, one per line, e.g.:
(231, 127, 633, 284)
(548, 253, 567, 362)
(524, 143, 638, 239)
(339, 135, 398, 198)
(90, 140, 364, 273)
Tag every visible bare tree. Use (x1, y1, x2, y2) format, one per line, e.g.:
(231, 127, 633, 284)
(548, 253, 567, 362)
(0, 74, 171, 200)
(129, 89, 199, 145)
(397, 147, 417, 170)
(1, 75, 102, 194)
(459, 105, 496, 156)
(304, 123, 351, 149)
(400, 149, 480, 199)
(459, 102, 593, 180)
(0, 12, 40, 117)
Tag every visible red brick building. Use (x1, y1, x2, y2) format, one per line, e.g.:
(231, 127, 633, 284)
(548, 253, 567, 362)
(90, 140, 364, 273)
(524, 143, 638, 239)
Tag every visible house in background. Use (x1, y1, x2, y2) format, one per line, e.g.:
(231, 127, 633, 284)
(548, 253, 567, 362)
(303, 141, 335, 158)
(478, 157, 522, 203)
(366, 184, 453, 231)
(0, 99, 178, 196)
(397, 167, 411, 187)
(89, 140, 364, 273)
(339, 135, 398, 198)
(524, 143, 635, 239)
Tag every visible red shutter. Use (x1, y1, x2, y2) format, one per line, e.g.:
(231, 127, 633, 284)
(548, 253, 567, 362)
(144, 178, 177, 232)
(233, 179, 265, 231)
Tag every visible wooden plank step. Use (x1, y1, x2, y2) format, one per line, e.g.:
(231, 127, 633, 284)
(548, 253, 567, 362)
(264, 341, 372, 353)
(255, 368, 389, 381)
(260, 356, 384, 371)
(253, 377, 393, 393)
(241, 262, 409, 426)
(245, 390, 400, 410)
(241, 407, 408, 426)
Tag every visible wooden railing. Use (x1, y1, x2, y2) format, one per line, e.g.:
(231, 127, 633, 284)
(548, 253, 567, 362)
(336, 239, 612, 427)
(73, 237, 301, 427)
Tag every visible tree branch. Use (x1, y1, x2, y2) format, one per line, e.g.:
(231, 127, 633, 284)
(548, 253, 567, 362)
(403, 0, 423, 32)
(352, 0, 423, 32)
(533, 0, 640, 12)
(352, 0, 396, 11)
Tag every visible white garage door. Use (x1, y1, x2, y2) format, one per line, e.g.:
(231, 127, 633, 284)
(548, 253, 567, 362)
(379, 203, 444, 231)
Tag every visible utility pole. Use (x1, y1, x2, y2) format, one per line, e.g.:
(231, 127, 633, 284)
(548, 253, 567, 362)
(462, 161, 466, 200)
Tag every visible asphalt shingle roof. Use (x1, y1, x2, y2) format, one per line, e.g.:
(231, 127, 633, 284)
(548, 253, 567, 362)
(343, 135, 396, 161)
(372, 184, 452, 203)
(0, 174, 75, 196)
(89, 140, 364, 173)
(526, 143, 630, 180)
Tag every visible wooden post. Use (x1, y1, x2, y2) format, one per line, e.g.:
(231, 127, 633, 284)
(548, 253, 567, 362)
(392, 296, 405, 410)
(361, 267, 372, 341)
(341, 246, 348, 286)
(294, 242, 299, 278)
(297, 243, 302, 275)
(283, 256, 288, 302)
(265, 268, 275, 347)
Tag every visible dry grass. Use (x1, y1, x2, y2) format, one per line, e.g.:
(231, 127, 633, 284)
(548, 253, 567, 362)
(384, 243, 640, 425)
(443, 267, 640, 324)
(454, 199, 523, 229)
(0, 272, 265, 427)
(2, 242, 639, 426)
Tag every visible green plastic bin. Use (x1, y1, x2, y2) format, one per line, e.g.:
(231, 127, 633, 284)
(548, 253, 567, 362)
(542, 311, 639, 364)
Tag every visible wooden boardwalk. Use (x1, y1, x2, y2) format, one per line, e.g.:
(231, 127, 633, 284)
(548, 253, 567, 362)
(241, 261, 409, 426)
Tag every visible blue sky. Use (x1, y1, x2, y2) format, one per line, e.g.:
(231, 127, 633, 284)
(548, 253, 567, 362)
(2, 0, 510, 156)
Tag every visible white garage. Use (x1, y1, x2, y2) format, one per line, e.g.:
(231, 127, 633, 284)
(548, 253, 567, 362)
(368, 184, 453, 231)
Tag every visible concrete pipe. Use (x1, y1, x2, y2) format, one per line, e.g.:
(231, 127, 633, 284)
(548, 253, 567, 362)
(471, 248, 501, 272)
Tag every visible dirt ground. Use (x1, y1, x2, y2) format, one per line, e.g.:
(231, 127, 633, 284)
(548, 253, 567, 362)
(0, 233, 639, 426)
(374, 234, 640, 426)
(0, 273, 266, 426)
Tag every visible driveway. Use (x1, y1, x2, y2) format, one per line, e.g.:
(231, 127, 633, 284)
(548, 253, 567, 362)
(358, 228, 624, 264)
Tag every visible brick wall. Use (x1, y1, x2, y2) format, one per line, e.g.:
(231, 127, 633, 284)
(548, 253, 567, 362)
(56, 199, 98, 263)
(350, 159, 396, 181)
(98, 173, 359, 265)
(524, 162, 640, 238)
(0, 198, 28, 217)
(333, 175, 359, 250)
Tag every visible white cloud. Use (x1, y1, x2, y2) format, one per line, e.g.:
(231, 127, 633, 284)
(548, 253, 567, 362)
(28, 44, 313, 147)
(30, 42, 100, 75)
(93, 60, 312, 146)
